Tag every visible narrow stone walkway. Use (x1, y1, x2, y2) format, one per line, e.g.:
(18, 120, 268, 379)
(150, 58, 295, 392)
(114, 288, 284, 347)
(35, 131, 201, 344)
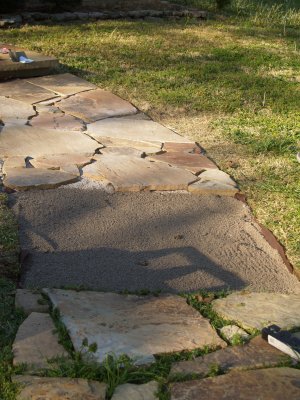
(1, 67, 300, 399)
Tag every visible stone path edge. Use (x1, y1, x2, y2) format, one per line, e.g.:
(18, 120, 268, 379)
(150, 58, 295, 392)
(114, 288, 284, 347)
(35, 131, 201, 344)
(234, 193, 298, 280)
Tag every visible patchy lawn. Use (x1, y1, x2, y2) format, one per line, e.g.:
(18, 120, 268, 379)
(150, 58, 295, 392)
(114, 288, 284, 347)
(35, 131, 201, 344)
(1, 1, 299, 272)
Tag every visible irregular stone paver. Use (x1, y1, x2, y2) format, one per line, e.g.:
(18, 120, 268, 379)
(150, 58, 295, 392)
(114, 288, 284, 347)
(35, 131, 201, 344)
(170, 336, 285, 378)
(0, 79, 58, 104)
(43, 289, 226, 365)
(170, 367, 300, 400)
(188, 180, 239, 196)
(163, 142, 203, 153)
(86, 118, 193, 145)
(99, 137, 162, 154)
(27, 73, 97, 96)
(29, 112, 85, 131)
(15, 289, 49, 315)
(112, 381, 159, 400)
(0, 125, 97, 157)
(219, 325, 250, 342)
(198, 170, 237, 187)
(13, 312, 68, 370)
(13, 376, 107, 400)
(3, 156, 26, 174)
(4, 168, 79, 191)
(149, 147, 217, 174)
(57, 89, 137, 122)
(0, 96, 35, 122)
(30, 154, 93, 170)
(82, 154, 196, 191)
(100, 147, 144, 157)
(212, 292, 300, 331)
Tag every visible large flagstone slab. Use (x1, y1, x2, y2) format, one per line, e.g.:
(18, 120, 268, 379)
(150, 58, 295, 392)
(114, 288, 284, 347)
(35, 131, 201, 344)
(170, 336, 285, 378)
(149, 145, 218, 174)
(57, 89, 137, 122)
(170, 368, 300, 400)
(82, 154, 196, 191)
(86, 118, 193, 144)
(29, 112, 85, 131)
(99, 137, 162, 154)
(27, 73, 97, 96)
(4, 168, 79, 190)
(15, 289, 49, 315)
(13, 376, 107, 400)
(188, 180, 239, 196)
(0, 96, 35, 122)
(13, 312, 68, 370)
(0, 79, 58, 104)
(212, 292, 300, 331)
(112, 381, 159, 400)
(2, 156, 26, 174)
(43, 289, 226, 365)
(0, 125, 97, 158)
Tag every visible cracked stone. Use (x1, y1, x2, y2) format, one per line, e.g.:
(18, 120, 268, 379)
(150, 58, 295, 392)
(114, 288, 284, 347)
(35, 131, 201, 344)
(0, 96, 35, 122)
(13, 376, 107, 400)
(15, 289, 49, 315)
(29, 112, 85, 131)
(30, 154, 94, 171)
(212, 292, 300, 331)
(0, 79, 59, 104)
(13, 312, 68, 370)
(99, 147, 144, 157)
(0, 125, 97, 158)
(86, 118, 193, 145)
(220, 325, 250, 342)
(26, 73, 97, 96)
(4, 168, 79, 191)
(170, 336, 285, 378)
(112, 381, 159, 400)
(57, 89, 137, 122)
(43, 289, 226, 365)
(82, 154, 196, 192)
(170, 368, 300, 400)
(98, 137, 161, 154)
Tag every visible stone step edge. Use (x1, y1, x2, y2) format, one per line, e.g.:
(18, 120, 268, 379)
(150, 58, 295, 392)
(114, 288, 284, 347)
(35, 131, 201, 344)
(0, 9, 207, 27)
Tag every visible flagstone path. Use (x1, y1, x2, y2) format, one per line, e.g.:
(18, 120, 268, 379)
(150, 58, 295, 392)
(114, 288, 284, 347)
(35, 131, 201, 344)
(1, 70, 300, 399)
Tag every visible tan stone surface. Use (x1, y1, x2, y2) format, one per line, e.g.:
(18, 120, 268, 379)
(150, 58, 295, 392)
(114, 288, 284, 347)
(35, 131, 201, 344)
(4, 168, 79, 191)
(188, 180, 238, 196)
(149, 148, 217, 174)
(82, 154, 196, 192)
(198, 169, 237, 187)
(44, 289, 226, 365)
(27, 73, 97, 96)
(13, 375, 107, 400)
(57, 89, 137, 122)
(99, 137, 161, 154)
(30, 154, 93, 170)
(0, 79, 58, 104)
(13, 312, 68, 370)
(112, 381, 159, 400)
(170, 368, 300, 400)
(86, 118, 192, 144)
(163, 143, 203, 153)
(212, 292, 300, 331)
(3, 156, 26, 174)
(219, 325, 249, 342)
(0, 96, 35, 122)
(15, 289, 49, 315)
(29, 112, 85, 131)
(100, 147, 144, 157)
(170, 336, 285, 378)
(0, 125, 97, 158)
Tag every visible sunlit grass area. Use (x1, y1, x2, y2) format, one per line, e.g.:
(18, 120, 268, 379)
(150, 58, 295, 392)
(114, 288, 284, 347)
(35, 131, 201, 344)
(1, 1, 299, 270)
